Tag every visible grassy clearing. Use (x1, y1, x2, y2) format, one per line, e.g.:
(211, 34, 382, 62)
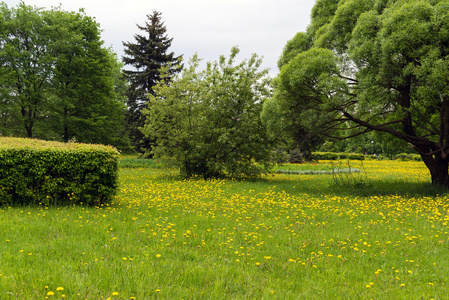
(0, 159, 448, 299)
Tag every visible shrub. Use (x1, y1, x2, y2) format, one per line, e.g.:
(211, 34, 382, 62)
(347, 153, 365, 160)
(142, 48, 273, 179)
(394, 153, 422, 161)
(313, 152, 340, 160)
(288, 148, 304, 164)
(313, 152, 366, 161)
(0, 137, 119, 206)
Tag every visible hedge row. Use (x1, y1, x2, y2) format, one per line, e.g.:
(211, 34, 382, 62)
(313, 152, 366, 160)
(275, 168, 361, 175)
(0, 137, 119, 206)
(312, 152, 422, 161)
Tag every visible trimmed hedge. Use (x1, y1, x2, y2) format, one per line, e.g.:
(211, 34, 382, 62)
(0, 137, 119, 206)
(275, 168, 361, 175)
(313, 152, 366, 161)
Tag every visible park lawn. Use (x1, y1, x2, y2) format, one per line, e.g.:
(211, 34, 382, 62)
(0, 159, 448, 299)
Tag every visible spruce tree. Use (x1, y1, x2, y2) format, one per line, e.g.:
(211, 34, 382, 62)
(122, 11, 182, 153)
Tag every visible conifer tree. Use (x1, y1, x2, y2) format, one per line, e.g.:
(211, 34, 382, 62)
(122, 11, 182, 153)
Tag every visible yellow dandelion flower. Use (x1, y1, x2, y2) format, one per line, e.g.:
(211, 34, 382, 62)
(112, 292, 118, 296)
(156, 254, 161, 258)
(46, 291, 54, 296)
(56, 287, 64, 291)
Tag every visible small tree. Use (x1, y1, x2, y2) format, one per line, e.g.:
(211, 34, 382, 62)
(122, 11, 182, 153)
(141, 47, 273, 178)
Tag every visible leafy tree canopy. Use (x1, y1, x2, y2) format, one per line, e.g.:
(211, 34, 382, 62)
(0, 2, 128, 149)
(270, 0, 449, 186)
(141, 47, 273, 178)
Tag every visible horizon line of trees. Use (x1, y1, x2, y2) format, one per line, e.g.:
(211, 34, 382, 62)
(2, 1, 439, 181)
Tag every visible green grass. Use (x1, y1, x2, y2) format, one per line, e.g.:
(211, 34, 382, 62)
(118, 157, 164, 169)
(272, 161, 335, 171)
(0, 159, 448, 299)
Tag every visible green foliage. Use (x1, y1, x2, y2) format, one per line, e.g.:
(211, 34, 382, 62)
(142, 47, 273, 178)
(272, 0, 449, 185)
(330, 160, 371, 191)
(394, 153, 422, 162)
(288, 148, 304, 163)
(0, 137, 119, 206)
(122, 11, 182, 153)
(275, 168, 361, 175)
(313, 152, 365, 160)
(0, 2, 128, 149)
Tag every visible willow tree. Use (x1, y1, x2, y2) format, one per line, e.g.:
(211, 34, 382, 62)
(269, 0, 449, 186)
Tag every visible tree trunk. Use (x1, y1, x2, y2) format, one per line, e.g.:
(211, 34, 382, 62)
(426, 156, 449, 187)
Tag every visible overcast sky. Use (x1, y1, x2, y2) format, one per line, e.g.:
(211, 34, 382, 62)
(6, 0, 316, 76)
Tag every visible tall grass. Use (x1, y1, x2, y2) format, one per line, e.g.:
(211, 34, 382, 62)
(0, 158, 448, 299)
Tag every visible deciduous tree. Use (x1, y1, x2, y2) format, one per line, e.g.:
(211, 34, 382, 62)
(142, 47, 273, 178)
(270, 0, 449, 186)
(0, 2, 128, 149)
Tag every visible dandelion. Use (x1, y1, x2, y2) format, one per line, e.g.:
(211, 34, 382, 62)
(156, 254, 161, 258)
(46, 291, 54, 296)
(155, 289, 161, 292)
(112, 292, 118, 296)
(56, 287, 64, 291)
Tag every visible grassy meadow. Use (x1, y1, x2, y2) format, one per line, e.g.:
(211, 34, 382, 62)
(1, 158, 448, 299)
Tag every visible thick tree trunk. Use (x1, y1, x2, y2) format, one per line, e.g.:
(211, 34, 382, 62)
(425, 156, 449, 187)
